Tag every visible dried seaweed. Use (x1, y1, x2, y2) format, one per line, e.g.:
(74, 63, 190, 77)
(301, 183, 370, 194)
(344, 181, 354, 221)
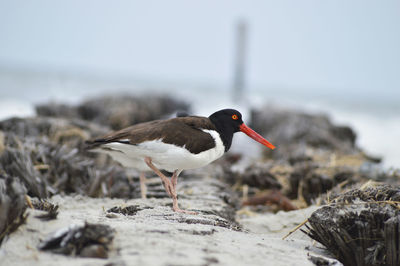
(38, 222, 114, 258)
(304, 184, 400, 266)
(0, 174, 28, 245)
(0, 145, 48, 198)
(0, 122, 142, 199)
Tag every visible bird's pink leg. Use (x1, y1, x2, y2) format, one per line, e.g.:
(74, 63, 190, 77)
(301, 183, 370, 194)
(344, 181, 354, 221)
(139, 172, 147, 199)
(144, 157, 174, 197)
(171, 170, 180, 194)
(170, 170, 197, 215)
(144, 158, 196, 215)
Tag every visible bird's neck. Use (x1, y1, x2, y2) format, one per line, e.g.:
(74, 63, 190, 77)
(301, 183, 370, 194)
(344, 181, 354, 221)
(209, 118, 234, 152)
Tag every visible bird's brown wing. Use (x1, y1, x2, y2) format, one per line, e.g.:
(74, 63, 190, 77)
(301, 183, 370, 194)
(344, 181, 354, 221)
(86, 116, 218, 154)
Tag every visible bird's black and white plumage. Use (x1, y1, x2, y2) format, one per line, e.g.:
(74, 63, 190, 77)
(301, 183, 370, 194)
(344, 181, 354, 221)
(86, 109, 275, 213)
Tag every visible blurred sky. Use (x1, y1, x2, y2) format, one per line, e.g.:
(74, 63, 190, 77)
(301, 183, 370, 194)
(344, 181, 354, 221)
(0, 0, 399, 100)
(0, 0, 400, 167)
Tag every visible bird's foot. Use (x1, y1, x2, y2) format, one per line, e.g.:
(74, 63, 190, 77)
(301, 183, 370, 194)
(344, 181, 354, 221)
(172, 200, 197, 214)
(172, 206, 197, 215)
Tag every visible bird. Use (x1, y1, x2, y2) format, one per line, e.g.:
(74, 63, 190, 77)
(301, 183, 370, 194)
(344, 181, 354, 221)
(85, 109, 275, 214)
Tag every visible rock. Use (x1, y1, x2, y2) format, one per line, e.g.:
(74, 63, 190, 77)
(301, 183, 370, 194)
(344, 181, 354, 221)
(36, 95, 190, 130)
(250, 106, 359, 160)
(36, 103, 78, 119)
(0, 116, 109, 145)
(305, 184, 400, 266)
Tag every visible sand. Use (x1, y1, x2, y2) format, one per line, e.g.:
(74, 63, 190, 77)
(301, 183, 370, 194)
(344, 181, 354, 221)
(0, 178, 341, 266)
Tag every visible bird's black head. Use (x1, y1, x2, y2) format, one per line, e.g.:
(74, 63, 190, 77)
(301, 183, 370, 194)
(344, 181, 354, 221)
(208, 109, 244, 151)
(209, 108, 276, 152)
(209, 109, 243, 132)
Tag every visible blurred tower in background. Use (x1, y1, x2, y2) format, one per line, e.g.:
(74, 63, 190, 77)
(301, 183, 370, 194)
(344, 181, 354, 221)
(232, 20, 248, 103)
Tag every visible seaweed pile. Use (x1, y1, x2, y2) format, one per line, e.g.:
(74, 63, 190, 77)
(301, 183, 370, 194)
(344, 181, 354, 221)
(223, 105, 386, 210)
(0, 117, 138, 199)
(0, 95, 189, 246)
(305, 184, 400, 266)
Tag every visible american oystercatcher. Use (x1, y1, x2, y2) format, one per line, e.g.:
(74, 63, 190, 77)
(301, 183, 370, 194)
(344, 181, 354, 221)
(86, 109, 275, 214)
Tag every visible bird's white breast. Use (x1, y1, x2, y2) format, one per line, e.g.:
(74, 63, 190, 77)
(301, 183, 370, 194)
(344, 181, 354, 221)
(94, 129, 225, 172)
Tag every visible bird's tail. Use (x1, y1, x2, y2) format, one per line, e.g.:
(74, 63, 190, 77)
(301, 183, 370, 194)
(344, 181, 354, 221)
(84, 139, 109, 150)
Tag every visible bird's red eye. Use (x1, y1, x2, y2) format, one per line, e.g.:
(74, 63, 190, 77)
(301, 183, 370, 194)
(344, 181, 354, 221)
(232, 114, 238, 120)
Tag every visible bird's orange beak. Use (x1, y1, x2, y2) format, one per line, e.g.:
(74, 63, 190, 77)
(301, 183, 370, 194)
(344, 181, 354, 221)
(239, 123, 275, 150)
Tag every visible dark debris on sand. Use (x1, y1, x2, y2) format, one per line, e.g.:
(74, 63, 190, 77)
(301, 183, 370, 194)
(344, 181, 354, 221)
(107, 205, 152, 216)
(32, 198, 59, 221)
(38, 222, 115, 258)
(304, 184, 400, 266)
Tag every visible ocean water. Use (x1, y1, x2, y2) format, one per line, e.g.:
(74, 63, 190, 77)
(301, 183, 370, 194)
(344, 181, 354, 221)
(0, 69, 399, 169)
